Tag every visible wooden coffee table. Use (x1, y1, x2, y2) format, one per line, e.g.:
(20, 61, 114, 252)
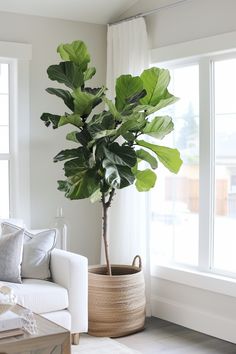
(0, 304, 71, 354)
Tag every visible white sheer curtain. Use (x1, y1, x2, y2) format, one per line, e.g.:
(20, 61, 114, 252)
(105, 18, 151, 314)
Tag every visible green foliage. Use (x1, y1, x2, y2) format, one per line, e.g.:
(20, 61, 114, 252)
(135, 169, 157, 192)
(40, 40, 183, 202)
(143, 116, 174, 139)
(136, 140, 182, 174)
(47, 62, 84, 89)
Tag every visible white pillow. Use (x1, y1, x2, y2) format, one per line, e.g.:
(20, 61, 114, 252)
(1, 223, 57, 280)
(0, 219, 24, 234)
(0, 229, 24, 283)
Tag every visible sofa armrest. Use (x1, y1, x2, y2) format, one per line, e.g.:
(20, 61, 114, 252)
(50, 249, 88, 333)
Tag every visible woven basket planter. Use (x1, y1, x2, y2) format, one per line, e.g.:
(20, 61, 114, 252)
(88, 255, 146, 337)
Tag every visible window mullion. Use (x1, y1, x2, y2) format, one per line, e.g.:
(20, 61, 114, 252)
(0, 153, 10, 160)
(198, 58, 214, 271)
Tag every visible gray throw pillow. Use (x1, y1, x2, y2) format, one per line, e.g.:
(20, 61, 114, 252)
(0, 230, 24, 283)
(1, 223, 57, 280)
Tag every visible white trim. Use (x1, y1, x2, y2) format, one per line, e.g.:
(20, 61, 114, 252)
(0, 42, 32, 226)
(151, 294, 236, 344)
(0, 154, 10, 160)
(198, 58, 214, 271)
(151, 30, 236, 64)
(152, 265, 236, 298)
(0, 41, 32, 60)
(9, 60, 31, 226)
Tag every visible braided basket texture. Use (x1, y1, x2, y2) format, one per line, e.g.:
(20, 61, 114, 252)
(88, 255, 146, 337)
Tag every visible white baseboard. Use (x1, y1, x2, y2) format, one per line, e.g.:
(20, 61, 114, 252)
(151, 295, 236, 344)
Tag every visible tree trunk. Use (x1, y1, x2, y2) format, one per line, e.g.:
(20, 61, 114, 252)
(102, 195, 112, 276)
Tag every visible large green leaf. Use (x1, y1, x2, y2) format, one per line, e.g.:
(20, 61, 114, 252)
(58, 114, 83, 128)
(102, 159, 135, 189)
(136, 149, 158, 169)
(57, 40, 90, 71)
(136, 140, 182, 173)
(40, 113, 60, 129)
(135, 67, 179, 115)
(140, 67, 170, 106)
(60, 169, 100, 200)
(135, 169, 157, 192)
(115, 74, 144, 112)
(118, 113, 146, 134)
(72, 87, 105, 118)
(143, 116, 174, 139)
(63, 152, 93, 176)
(135, 92, 178, 116)
(54, 146, 90, 162)
(47, 62, 84, 90)
(64, 159, 87, 177)
(104, 143, 136, 167)
(46, 88, 74, 111)
(72, 89, 97, 117)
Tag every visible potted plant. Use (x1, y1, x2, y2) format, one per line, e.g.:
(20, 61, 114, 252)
(41, 40, 182, 337)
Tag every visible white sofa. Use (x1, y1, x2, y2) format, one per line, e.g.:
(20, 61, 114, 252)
(2, 248, 88, 344)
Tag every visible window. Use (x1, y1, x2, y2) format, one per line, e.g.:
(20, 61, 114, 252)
(213, 58, 236, 275)
(0, 42, 31, 224)
(150, 64, 199, 267)
(0, 63, 10, 217)
(150, 33, 236, 280)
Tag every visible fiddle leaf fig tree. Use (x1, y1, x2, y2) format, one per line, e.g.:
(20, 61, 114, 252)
(41, 40, 183, 276)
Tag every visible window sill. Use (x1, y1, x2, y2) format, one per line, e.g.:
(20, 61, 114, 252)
(151, 264, 236, 298)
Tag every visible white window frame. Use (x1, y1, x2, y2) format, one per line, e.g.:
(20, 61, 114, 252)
(150, 31, 236, 295)
(0, 41, 32, 226)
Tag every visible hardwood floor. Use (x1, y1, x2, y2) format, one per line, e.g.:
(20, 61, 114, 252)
(116, 317, 236, 354)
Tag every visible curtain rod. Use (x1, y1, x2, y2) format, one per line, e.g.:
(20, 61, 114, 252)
(109, 0, 190, 26)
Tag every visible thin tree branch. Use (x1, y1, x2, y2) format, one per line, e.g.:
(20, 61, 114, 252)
(102, 192, 112, 276)
(106, 188, 115, 208)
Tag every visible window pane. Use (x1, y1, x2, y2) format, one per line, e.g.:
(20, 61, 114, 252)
(0, 64, 9, 153)
(0, 126, 9, 153)
(150, 65, 199, 266)
(213, 58, 236, 274)
(0, 160, 9, 218)
(0, 95, 9, 126)
(0, 64, 9, 94)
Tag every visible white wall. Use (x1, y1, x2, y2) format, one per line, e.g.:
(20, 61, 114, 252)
(0, 11, 106, 264)
(117, 0, 236, 343)
(120, 0, 236, 49)
(147, 0, 236, 49)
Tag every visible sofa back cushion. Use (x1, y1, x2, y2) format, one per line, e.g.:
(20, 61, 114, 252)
(0, 229, 24, 283)
(1, 223, 57, 280)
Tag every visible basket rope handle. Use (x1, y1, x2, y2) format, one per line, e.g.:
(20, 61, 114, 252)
(132, 255, 142, 269)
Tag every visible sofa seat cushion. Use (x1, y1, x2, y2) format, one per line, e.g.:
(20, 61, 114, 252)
(2, 279, 68, 314)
